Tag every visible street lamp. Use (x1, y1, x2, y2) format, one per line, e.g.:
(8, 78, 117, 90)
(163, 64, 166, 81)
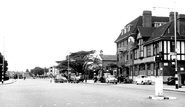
(153, 1, 179, 89)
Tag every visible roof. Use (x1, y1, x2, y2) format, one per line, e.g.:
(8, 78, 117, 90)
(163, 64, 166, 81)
(114, 16, 142, 43)
(99, 55, 117, 61)
(115, 16, 169, 43)
(137, 26, 156, 37)
(144, 22, 171, 45)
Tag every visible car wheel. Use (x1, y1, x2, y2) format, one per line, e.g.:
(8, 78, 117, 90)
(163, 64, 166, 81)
(136, 81, 138, 85)
(141, 81, 144, 85)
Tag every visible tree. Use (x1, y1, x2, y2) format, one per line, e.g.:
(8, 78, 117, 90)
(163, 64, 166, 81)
(0, 52, 8, 81)
(26, 69, 29, 72)
(56, 50, 96, 75)
(30, 67, 45, 76)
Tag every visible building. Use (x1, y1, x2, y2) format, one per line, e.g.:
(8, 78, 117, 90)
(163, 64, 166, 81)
(99, 53, 117, 76)
(115, 10, 185, 86)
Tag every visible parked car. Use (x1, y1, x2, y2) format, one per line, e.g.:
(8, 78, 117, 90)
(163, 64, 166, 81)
(124, 77, 133, 83)
(167, 77, 176, 85)
(54, 75, 68, 83)
(69, 75, 84, 83)
(135, 75, 152, 85)
(98, 77, 106, 83)
(106, 75, 118, 84)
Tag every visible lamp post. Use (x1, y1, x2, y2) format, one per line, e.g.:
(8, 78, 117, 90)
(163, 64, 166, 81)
(173, 5, 179, 89)
(67, 54, 69, 79)
(153, 1, 179, 89)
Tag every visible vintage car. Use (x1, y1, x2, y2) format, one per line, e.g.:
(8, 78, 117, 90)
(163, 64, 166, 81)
(106, 75, 118, 84)
(68, 75, 84, 83)
(167, 77, 176, 85)
(135, 75, 152, 85)
(54, 75, 68, 83)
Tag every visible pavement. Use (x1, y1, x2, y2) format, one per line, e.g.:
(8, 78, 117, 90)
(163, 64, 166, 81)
(0, 79, 16, 85)
(85, 80, 185, 93)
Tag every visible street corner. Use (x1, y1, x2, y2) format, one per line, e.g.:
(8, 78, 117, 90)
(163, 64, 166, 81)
(0, 79, 16, 85)
(148, 95, 177, 100)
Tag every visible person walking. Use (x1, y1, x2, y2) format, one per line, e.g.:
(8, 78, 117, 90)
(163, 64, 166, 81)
(49, 75, 53, 83)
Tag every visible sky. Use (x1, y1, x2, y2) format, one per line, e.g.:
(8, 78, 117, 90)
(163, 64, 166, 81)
(0, 0, 185, 71)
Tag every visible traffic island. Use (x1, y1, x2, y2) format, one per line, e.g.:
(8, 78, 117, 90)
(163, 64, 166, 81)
(149, 77, 177, 100)
(149, 95, 176, 100)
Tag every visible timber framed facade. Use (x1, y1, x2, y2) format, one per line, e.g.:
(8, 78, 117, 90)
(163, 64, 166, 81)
(115, 10, 185, 86)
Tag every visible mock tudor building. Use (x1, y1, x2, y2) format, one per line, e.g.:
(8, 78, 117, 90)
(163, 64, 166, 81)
(115, 10, 185, 86)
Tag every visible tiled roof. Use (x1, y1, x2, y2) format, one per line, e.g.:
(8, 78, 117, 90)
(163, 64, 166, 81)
(115, 16, 169, 43)
(100, 55, 117, 61)
(137, 26, 156, 37)
(144, 22, 171, 45)
(114, 16, 142, 43)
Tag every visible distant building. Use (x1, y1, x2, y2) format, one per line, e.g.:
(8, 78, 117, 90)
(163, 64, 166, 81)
(99, 53, 117, 76)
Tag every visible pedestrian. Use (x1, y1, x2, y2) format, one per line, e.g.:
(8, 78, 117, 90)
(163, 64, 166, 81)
(93, 75, 98, 83)
(50, 76, 52, 83)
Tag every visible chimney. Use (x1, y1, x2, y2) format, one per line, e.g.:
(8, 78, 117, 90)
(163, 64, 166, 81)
(168, 12, 178, 34)
(177, 14, 185, 35)
(142, 10, 152, 27)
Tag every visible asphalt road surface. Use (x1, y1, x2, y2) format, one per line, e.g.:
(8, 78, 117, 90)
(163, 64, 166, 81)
(0, 78, 185, 107)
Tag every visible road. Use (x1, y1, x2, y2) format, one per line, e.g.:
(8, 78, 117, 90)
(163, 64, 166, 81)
(0, 78, 185, 107)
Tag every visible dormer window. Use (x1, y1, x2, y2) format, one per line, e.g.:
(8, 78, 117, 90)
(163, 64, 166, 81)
(121, 29, 124, 35)
(127, 25, 130, 32)
(154, 22, 167, 27)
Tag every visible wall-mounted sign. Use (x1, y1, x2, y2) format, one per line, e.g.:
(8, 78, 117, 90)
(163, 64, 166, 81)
(164, 63, 168, 66)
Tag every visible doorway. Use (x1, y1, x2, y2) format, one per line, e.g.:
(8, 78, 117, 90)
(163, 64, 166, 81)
(181, 74, 185, 85)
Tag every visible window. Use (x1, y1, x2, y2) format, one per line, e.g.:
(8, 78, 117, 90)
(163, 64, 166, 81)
(171, 41, 175, 52)
(154, 22, 167, 27)
(147, 64, 151, 70)
(147, 45, 151, 56)
(139, 64, 145, 70)
(134, 50, 137, 59)
(139, 39, 144, 58)
(153, 43, 159, 55)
